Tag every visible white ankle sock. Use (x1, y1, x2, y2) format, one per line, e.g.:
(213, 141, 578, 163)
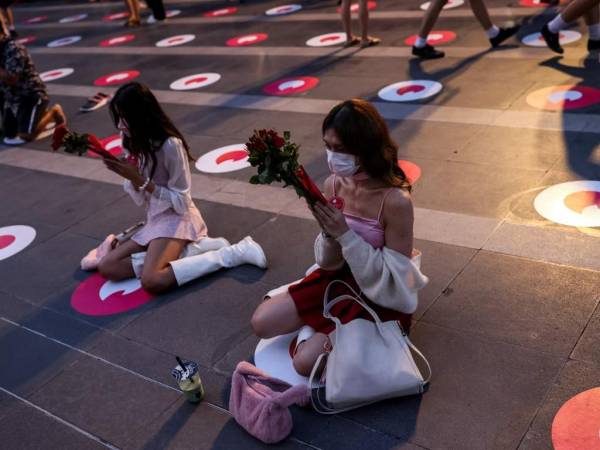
(548, 15, 567, 33)
(589, 23, 600, 40)
(486, 25, 500, 39)
(414, 36, 427, 48)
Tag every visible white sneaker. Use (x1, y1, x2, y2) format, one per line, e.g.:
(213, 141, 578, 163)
(146, 14, 157, 24)
(3, 136, 26, 145)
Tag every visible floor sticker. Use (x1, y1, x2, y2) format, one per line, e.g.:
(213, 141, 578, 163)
(306, 32, 346, 47)
(195, 144, 250, 173)
(100, 34, 135, 47)
(534, 180, 600, 228)
(227, 33, 268, 46)
(103, 12, 129, 22)
(378, 80, 443, 102)
(255, 332, 308, 386)
(522, 30, 581, 47)
(40, 68, 74, 82)
(203, 7, 238, 17)
(71, 273, 154, 316)
(420, 0, 463, 10)
(263, 76, 319, 95)
(265, 4, 302, 16)
(170, 73, 221, 91)
(23, 16, 48, 24)
(404, 31, 457, 46)
(552, 388, 600, 450)
(155, 34, 195, 47)
(527, 85, 600, 111)
(0, 225, 36, 261)
(59, 13, 87, 23)
(94, 70, 140, 87)
(47, 36, 81, 48)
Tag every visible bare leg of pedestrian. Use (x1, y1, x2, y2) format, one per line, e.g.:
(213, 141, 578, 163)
(469, 0, 520, 48)
(412, 0, 447, 59)
(124, 0, 141, 27)
(358, 0, 380, 47)
(340, 0, 360, 46)
(3, 7, 16, 37)
(21, 104, 67, 142)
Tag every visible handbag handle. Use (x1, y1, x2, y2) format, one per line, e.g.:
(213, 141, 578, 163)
(323, 280, 384, 326)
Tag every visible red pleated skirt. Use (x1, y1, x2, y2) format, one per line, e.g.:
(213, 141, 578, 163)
(288, 265, 412, 335)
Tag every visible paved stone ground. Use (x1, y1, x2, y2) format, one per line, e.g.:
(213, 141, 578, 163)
(0, 0, 599, 448)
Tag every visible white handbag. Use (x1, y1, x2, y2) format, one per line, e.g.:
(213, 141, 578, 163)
(309, 280, 431, 414)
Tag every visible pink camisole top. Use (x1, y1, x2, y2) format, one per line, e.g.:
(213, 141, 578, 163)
(333, 175, 394, 250)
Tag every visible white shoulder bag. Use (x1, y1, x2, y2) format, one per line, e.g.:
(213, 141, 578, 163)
(309, 280, 431, 414)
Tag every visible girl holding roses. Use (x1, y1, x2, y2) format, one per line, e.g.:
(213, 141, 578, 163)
(98, 82, 267, 294)
(251, 99, 428, 376)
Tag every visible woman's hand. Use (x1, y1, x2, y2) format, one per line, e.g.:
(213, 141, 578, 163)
(104, 158, 144, 186)
(310, 202, 349, 238)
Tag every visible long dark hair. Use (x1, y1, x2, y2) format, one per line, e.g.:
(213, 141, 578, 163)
(109, 82, 193, 179)
(322, 99, 411, 191)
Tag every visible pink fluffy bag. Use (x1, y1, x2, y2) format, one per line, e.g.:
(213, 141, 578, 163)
(229, 361, 309, 444)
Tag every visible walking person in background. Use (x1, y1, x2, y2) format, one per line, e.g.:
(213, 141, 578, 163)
(146, 0, 166, 23)
(340, 0, 380, 48)
(412, 0, 520, 59)
(541, 0, 600, 53)
(124, 0, 141, 27)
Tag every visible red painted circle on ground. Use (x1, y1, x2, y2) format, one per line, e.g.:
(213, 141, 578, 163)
(16, 36, 37, 46)
(263, 76, 319, 96)
(23, 15, 47, 24)
(226, 33, 268, 46)
(404, 30, 457, 46)
(103, 12, 130, 22)
(216, 150, 248, 164)
(398, 160, 421, 184)
(552, 388, 600, 450)
(527, 85, 600, 111)
(203, 7, 237, 17)
(94, 70, 140, 87)
(520, 0, 568, 6)
(336, 1, 376, 13)
(100, 34, 135, 47)
(71, 273, 154, 316)
(0, 235, 16, 250)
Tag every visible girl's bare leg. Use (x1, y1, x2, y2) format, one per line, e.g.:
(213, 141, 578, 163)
(251, 291, 305, 339)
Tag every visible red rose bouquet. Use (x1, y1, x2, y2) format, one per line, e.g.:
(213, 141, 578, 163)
(247, 129, 327, 205)
(51, 124, 117, 160)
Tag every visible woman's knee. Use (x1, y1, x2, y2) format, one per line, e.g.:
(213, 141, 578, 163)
(292, 347, 318, 377)
(141, 271, 171, 294)
(98, 258, 118, 281)
(250, 305, 274, 339)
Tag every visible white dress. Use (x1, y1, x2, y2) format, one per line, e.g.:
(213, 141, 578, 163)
(123, 136, 207, 246)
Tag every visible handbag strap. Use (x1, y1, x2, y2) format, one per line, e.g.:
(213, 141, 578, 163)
(323, 280, 383, 325)
(405, 335, 432, 385)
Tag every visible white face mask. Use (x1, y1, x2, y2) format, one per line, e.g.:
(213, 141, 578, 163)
(326, 149, 360, 177)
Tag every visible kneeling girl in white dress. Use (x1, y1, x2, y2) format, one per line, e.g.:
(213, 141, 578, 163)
(97, 82, 267, 294)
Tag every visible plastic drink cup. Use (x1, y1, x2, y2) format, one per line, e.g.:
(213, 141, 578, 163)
(172, 358, 204, 403)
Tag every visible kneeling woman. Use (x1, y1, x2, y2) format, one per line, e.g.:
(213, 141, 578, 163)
(251, 99, 427, 376)
(98, 82, 266, 294)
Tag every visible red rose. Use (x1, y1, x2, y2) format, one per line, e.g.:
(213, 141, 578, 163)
(273, 136, 285, 148)
(51, 124, 69, 151)
(87, 133, 105, 153)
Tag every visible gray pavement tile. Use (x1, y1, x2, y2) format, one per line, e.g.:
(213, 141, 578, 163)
(411, 157, 546, 218)
(350, 322, 563, 450)
(448, 126, 564, 171)
(0, 400, 108, 450)
(118, 276, 273, 367)
(213, 331, 259, 374)
(236, 214, 320, 288)
(0, 231, 99, 304)
(126, 397, 312, 450)
(0, 291, 103, 350)
(29, 356, 180, 449)
(86, 331, 233, 408)
(412, 238, 476, 320)
(571, 305, 600, 364)
(518, 359, 600, 450)
(0, 319, 81, 397)
(422, 251, 600, 357)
